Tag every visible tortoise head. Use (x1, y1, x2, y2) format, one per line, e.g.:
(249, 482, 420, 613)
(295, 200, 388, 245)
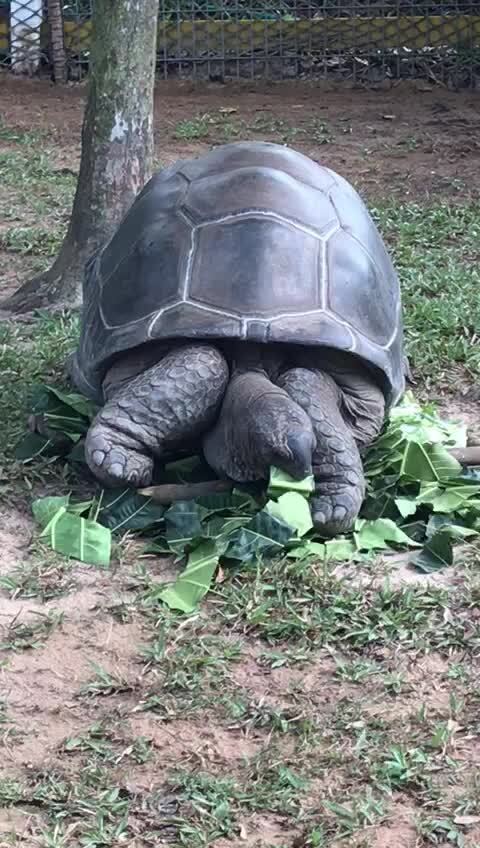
(203, 371, 316, 484)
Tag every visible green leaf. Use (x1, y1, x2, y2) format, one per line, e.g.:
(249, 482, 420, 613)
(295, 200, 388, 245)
(165, 500, 208, 537)
(411, 522, 477, 573)
(40, 509, 111, 567)
(354, 518, 419, 551)
(32, 496, 93, 531)
(400, 442, 461, 483)
(27, 385, 96, 439)
(14, 433, 59, 461)
(267, 466, 315, 498)
(388, 392, 467, 447)
(286, 541, 325, 560)
(67, 440, 87, 465)
(325, 538, 358, 560)
(226, 527, 285, 561)
(163, 500, 209, 554)
(158, 540, 219, 613)
(418, 484, 480, 513)
(41, 386, 97, 421)
(97, 489, 165, 533)
(196, 491, 257, 515)
(144, 536, 171, 554)
(265, 492, 313, 537)
(426, 513, 478, 539)
(32, 495, 71, 529)
(246, 509, 294, 546)
(410, 530, 455, 573)
(395, 498, 418, 518)
(203, 515, 248, 538)
(400, 520, 427, 543)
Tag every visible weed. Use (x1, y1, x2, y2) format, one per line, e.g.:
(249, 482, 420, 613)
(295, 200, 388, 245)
(417, 816, 466, 846)
(0, 554, 75, 601)
(373, 201, 480, 381)
(0, 610, 63, 650)
(322, 790, 386, 837)
(80, 662, 136, 697)
(371, 744, 430, 792)
(334, 657, 379, 683)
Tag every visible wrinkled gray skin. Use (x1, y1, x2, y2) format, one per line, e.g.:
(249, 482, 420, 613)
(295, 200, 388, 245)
(86, 340, 385, 537)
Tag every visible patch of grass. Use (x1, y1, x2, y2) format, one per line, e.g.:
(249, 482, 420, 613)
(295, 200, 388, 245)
(370, 744, 432, 793)
(0, 778, 23, 804)
(0, 552, 76, 601)
(217, 563, 476, 653)
(219, 691, 318, 739)
(373, 200, 480, 382)
(0, 119, 49, 147)
(174, 115, 213, 140)
(0, 312, 80, 472)
(0, 225, 64, 257)
(64, 723, 153, 765)
(79, 662, 136, 697)
(0, 610, 63, 650)
(416, 815, 466, 846)
(321, 790, 386, 838)
(0, 148, 75, 192)
(171, 755, 308, 845)
(246, 113, 300, 143)
(334, 656, 379, 683)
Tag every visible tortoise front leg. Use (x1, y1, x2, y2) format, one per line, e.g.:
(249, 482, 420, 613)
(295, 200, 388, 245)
(277, 368, 365, 537)
(85, 344, 229, 488)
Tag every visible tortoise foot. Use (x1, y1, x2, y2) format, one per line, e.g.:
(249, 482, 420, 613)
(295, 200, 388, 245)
(310, 488, 363, 538)
(85, 425, 154, 488)
(277, 366, 366, 538)
(85, 344, 229, 489)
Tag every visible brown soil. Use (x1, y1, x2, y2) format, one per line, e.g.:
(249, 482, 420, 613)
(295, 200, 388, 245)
(1, 75, 479, 201)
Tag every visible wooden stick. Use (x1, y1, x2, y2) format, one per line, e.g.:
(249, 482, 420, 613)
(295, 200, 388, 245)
(449, 446, 480, 467)
(139, 479, 234, 503)
(139, 446, 480, 504)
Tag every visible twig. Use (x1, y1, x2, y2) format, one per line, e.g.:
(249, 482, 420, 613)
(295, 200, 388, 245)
(139, 480, 234, 503)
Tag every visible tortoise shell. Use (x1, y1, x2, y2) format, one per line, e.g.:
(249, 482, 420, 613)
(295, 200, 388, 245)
(71, 141, 404, 407)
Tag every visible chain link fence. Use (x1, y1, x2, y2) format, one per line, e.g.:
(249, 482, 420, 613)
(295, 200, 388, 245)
(0, 0, 479, 86)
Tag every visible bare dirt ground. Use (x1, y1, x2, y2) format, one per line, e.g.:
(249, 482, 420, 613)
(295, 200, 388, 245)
(2, 75, 480, 192)
(1, 76, 480, 848)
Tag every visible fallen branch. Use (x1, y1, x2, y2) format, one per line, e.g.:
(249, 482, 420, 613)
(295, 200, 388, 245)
(139, 480, 234, 503)
(449, 446, 480, 467)
(139, 445, 480, 504)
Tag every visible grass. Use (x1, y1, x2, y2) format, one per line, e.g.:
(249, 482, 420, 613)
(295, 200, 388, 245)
(373, 201, 480, 383)
(1, 107, 480, 847)
(0, 609, 63, 651)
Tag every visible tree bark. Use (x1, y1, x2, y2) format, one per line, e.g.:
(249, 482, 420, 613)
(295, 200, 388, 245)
(48, 0, 67, 84)
(2, 0, 159, 313)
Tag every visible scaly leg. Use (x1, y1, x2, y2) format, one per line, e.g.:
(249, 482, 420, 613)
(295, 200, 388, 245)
(85, 344, 229, 487)
(278, 368, 365, 537)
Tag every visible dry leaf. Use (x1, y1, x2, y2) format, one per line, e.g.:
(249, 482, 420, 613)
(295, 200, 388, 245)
(454, 815, 480, 825)
(215, 566, 226, 583)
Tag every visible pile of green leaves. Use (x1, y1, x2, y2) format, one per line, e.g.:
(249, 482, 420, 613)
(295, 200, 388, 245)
(15, 387, 480, 614)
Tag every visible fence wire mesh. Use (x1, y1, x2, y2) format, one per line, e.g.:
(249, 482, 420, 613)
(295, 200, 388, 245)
(0, 0, 479, 86)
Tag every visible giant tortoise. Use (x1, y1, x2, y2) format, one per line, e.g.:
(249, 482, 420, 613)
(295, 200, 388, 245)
(70, 141, 405, 537)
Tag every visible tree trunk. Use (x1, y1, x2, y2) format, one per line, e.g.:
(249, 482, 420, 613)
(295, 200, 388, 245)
(2, 0, 159, 313)
(48, 0, 67, 84)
